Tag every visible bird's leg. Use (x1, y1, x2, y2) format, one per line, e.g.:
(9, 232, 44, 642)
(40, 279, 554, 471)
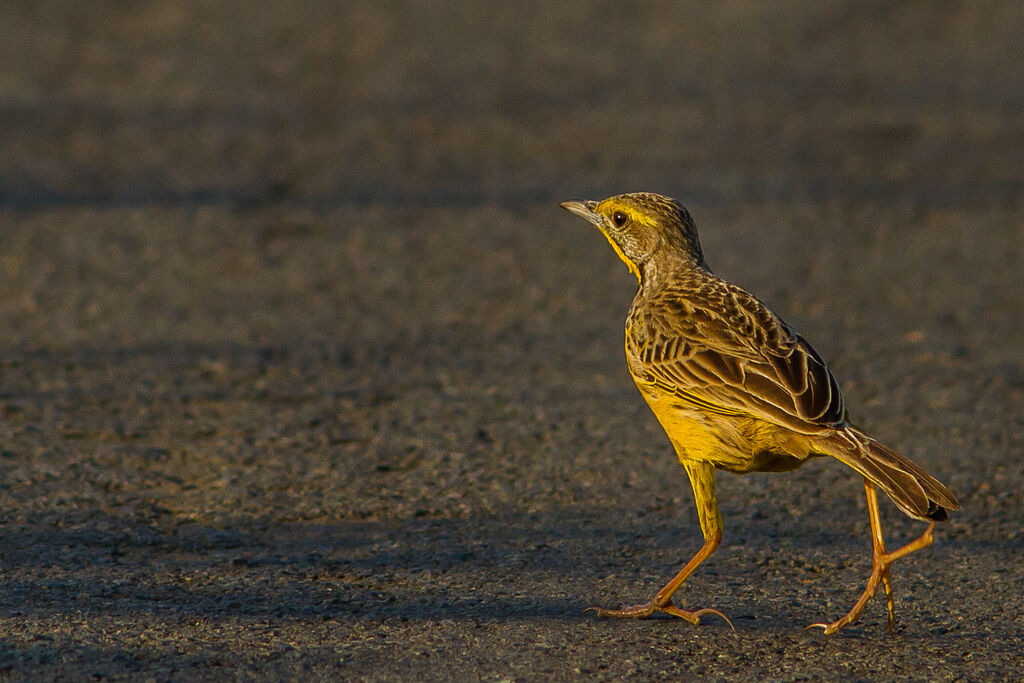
(589, 461, 732, 628)
(809, 479, 936, 635)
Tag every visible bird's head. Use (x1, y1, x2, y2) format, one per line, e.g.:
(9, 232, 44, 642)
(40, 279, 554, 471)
(560, 192, 706, 282)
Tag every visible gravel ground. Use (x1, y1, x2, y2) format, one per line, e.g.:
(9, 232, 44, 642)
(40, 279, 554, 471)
(1, 1, 1022, 680)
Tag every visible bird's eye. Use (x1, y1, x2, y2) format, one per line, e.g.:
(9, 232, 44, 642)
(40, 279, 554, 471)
(612, 211, 627, 227)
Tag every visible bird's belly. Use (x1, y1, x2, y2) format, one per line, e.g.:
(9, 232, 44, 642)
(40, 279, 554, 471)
(641, 391, 814, 474)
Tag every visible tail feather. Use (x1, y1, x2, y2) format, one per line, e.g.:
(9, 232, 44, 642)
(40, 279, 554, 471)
(823, 428, 961, 522)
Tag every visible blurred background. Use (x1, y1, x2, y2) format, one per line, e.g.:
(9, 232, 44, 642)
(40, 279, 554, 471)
(0, 1, 1021, 679)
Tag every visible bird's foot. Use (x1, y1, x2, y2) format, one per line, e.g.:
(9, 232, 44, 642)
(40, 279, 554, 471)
(586, 600, 733, 629)
(808, 523, 935, 635)
(806, 565, 892, 636)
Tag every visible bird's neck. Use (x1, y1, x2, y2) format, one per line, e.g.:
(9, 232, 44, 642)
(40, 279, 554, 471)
(640, 254, 710, 294)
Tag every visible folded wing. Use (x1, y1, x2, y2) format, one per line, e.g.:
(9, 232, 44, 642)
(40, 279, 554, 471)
(628, 283, 846, 434)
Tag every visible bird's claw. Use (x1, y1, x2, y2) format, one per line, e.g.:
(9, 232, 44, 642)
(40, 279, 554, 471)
(681, 606, 735, 632)
(805, 621, 841, 635)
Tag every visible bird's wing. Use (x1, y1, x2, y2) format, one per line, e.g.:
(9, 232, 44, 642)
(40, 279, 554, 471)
(628, 284, 846, 433)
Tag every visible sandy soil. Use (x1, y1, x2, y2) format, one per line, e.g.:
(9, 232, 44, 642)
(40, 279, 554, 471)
(1, 2, 1022, 680)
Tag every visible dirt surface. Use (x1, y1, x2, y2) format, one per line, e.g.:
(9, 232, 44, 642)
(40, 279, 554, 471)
(1, 1, 1023, 680)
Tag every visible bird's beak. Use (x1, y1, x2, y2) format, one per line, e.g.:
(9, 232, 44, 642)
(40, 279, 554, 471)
(559, 199, 602, 226)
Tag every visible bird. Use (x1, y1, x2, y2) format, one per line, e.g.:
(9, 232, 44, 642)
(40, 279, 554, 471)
(560, 192, 960, 634)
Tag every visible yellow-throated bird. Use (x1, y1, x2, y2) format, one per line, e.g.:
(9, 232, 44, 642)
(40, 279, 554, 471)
(561, 192, 959, 634)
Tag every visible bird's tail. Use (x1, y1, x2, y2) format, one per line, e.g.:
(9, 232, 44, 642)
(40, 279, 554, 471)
(819, 427, 961, 522)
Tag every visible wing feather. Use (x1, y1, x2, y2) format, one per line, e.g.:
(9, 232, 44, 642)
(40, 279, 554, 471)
(628, 283, 846, 433)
